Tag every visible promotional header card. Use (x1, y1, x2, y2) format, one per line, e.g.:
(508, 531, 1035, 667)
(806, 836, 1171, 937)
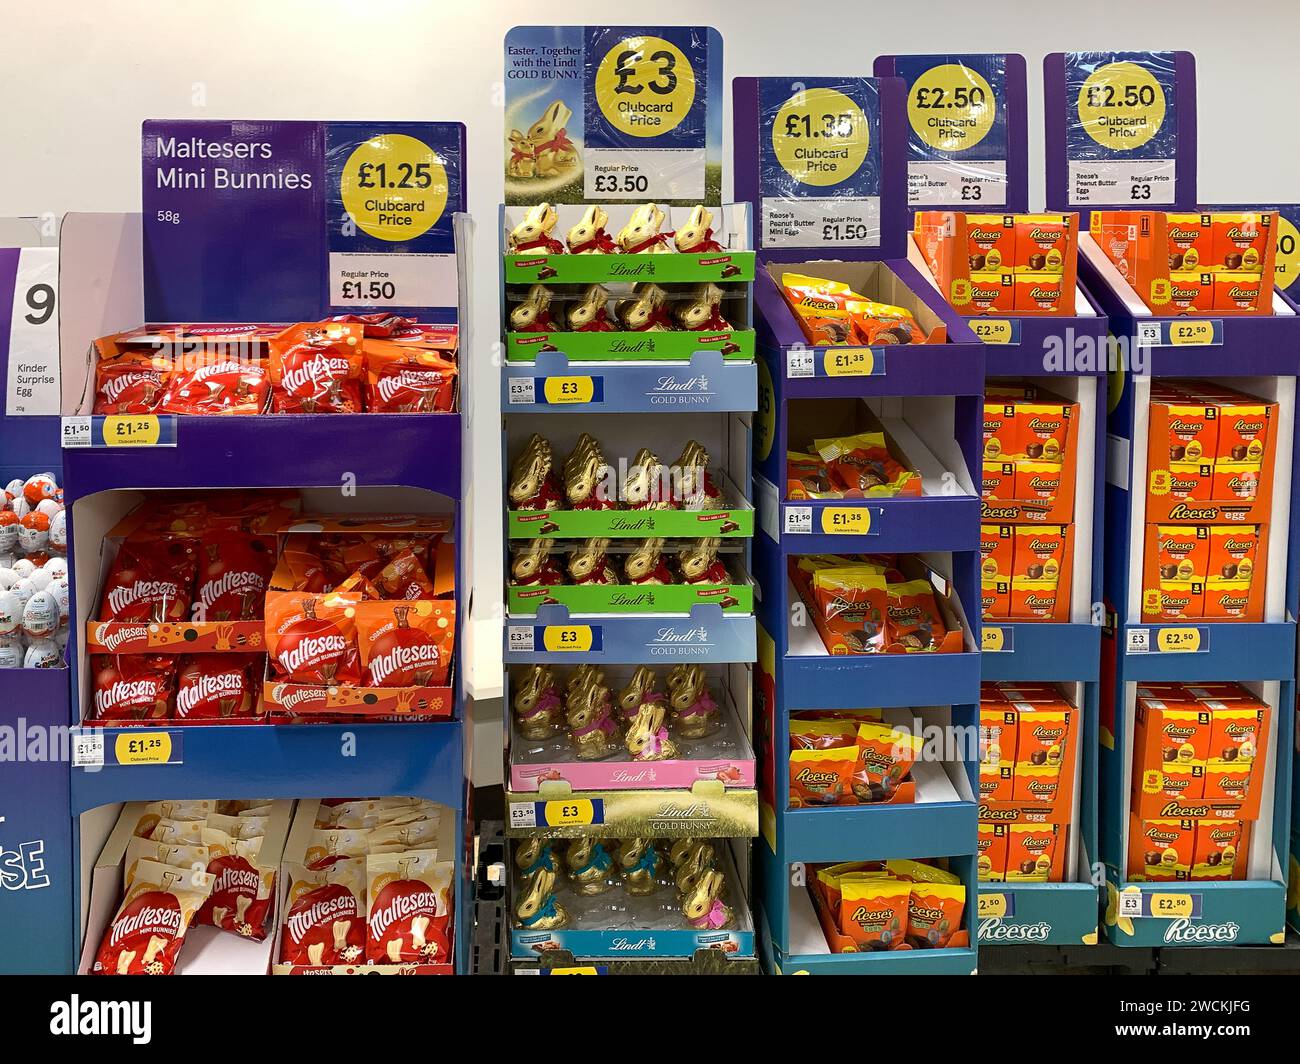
(733, 76, 907, 261)
(504, 25, 723, 206)
(142, 120, 465, 322)
(874, 53, 1027, 212)
(1044, 51, 1197, 212)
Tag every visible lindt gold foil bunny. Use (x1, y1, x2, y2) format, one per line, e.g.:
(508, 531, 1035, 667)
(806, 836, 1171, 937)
(527, 101, 578, 179)
(509, 433, 562, 511)
(674, 282, 730, 331)
(617, 838, 666, 896)
(564, 433, 613, 509)
(617, 667, 663, 723)
(623, 448, 672, 510)
(507, 130, 536, 179)
(624, 538, 672, 585)
(677, 538, 729, 584)
(508, 202, 564, 255)
(510, 283, 556, 332)
(511, 539, 563, 587)
(616, 283, 672, 332)
(567, 205, 616, 255)
(515, 837, 563, 878)
(617, 203, 672, 253)
(667, 664, 719, 740)
(567, 537, 618, 585)
(564, 836, 616, 895)
(626, 700, 677, 761)
(567, 663, 605, 697)
(682, 868, 734, 930)
(566, 673, 619, 760)
(673, 840, 716, 895)
(516, 868, 569, 930)
(567, 284, 613, 331)
(674, 205, 726, 253)
(512, 664, 564, 740)
(671, 440, 725, 507)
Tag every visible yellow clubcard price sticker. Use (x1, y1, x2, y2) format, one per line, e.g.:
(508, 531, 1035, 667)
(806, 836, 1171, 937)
(341, 133, 448, 241)
(1156, 627, 1201, 653)
(1149, 893, 1195, 918)
(772, 87, 870, 187)
(977, 893, 1008, 919)
(971, 319, 1014, 345)
(822, 348, 875, 376)
(542, 626, 595, 652)
(115, 732, 173, 766)
(103, 415, 161, 446)
(542, 377, 595, 404)
(1169, 320, 1216, 346)
(819, 507, 871, 535)
(543, 799, 597, 827)
(1275, 214, 1300, 291)
(907, 64, 997, 152)
(981, 627, 1005, 652)
(1077, 61, 1166, 152)
(595, 35, 696, 138)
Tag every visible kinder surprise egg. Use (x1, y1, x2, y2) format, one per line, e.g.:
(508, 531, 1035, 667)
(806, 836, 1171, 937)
(0, 636, 22, 669)
(10, 578, 34, 608)
(26, 567, 51, 591)
(42, 557, 67, 578)
(0, 511, 17, 554)
(0, 567, 16, 589)
(48, 510, 67, 554)
(23, 638, 62, 669)
(22, 589, 59, 639)
(9, 495, 30, 520)
(35, 499, 62, 519)
(0, 590, 20, 634)
(49, 577, 69, 623)
(22, 474, 58, 506)
(11, 559, 34, 579)
(4, 478, 23, 501)
(18, 511, 49, 553)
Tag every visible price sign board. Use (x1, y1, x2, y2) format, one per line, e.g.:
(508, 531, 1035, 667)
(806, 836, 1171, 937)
(0, 247, 60, 416)
(878, 54, 1025, 210)
(143, 120, 464, 320)
(504, 26, 722, 205)
(1046, 51, 1194, 210)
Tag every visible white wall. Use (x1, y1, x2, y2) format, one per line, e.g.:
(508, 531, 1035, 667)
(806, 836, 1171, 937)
(4, 0, 1299, 778)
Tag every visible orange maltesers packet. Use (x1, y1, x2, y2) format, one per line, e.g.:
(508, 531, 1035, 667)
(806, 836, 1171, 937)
(886, 579, 947, 651)
(364, 339, 458, 413)
(268, 322, 365, 413)
(789, 746, 857, 806)
(906, 882, 966, 948)
(840, 879, 911, 951)
(375, 549, 436, 600)
(355, 600, 455, 687)
(265, 593, 361, 685)
(160, 355, 271, 415)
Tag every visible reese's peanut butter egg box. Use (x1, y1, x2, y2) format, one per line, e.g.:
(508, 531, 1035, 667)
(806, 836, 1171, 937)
(982, 461, 1015, 500)
(980, 523, 1015, 583)
(966, 271, 1015, 314)
(1214, 270, 1265, 313)
(1165, 213, 1214, 271)
(1005, 823, 1059, 882)
(1129, 817, 1194, 881)
(1013, 524, 1067, 586)
(1016, 400, 1072, 463)
(1192, 819, 1246, 880)
(1211, 212, 1272, 272)
(978, 824, 1009, 882)
(1201, 760, 1253, 803)
(1207, 701, 1265, 763)
(839, 879, 911, 951)
(1014, 214, 1073, 273)
(983, 401, 1019, 463)
(965, 214, 1016, 272)
(1013, 272, 1067, 314)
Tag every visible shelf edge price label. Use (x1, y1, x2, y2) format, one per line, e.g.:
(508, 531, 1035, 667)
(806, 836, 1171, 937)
(981, 627, 1007, 652)
(541, 376, 599, 405)
(1148, 893, 1200, 919)
(1168, 320, 1220, 347)
(546, 966, 605, 975)
(541, 625, 599, 653)
(972, 319, 1017, 345)
(977, 892, 1011, 919)
(1155, 626, 1202, 654)
(822, 348, 878, 377)
(113, 731, 180, 766)
(819, 506, 872, 536)
(104, 414, 163, 447)
(540, 799, 604, 828)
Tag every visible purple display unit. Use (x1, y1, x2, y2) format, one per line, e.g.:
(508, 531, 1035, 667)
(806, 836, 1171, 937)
(55, 120, 475, 975)
(735, 74, 983, 975)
